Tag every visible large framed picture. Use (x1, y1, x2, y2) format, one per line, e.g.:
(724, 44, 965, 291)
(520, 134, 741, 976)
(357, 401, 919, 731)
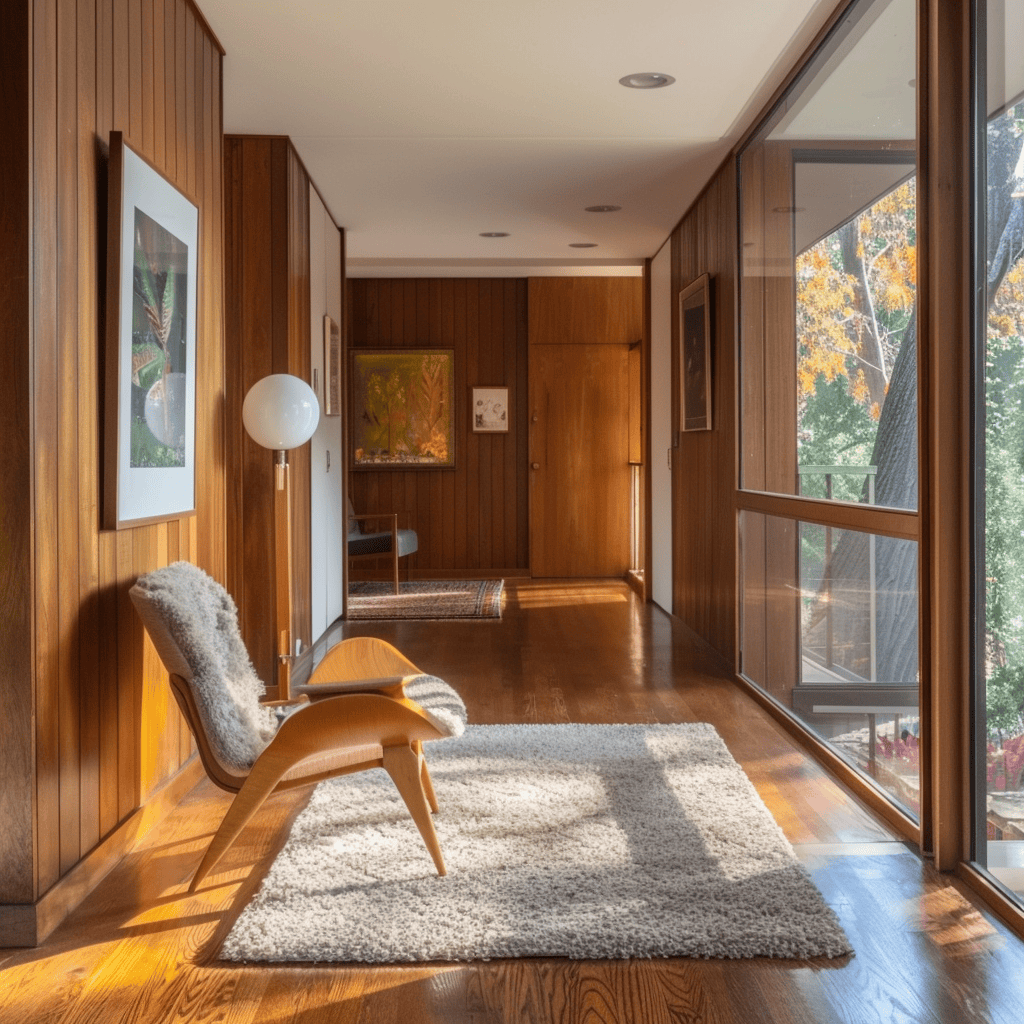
(679, 273, 712, 432)
(471, 386, 509, 433)
(104, 132, 199, 528)
(350, 349, 455, 469)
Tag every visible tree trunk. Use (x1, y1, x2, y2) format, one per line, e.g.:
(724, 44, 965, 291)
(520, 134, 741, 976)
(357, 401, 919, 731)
(838, 219, 889, 408)
(809, 311, 918, 682)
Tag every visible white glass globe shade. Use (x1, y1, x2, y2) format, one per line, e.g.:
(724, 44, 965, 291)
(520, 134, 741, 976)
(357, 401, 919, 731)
(242, 374, 320, 451)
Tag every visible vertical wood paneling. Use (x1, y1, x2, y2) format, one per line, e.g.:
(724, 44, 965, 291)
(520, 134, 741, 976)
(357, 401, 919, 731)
(0, 0, 36, 904)
(223, 136, 341, 682)
(670, 165, 739, 664)
(34, 0, 62, 896)
(349, 279, 530, 578)
(1, 0, 226, 909)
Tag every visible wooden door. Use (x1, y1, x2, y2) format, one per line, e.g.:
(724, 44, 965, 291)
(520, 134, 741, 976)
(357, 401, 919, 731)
(530, 345, 631, 577)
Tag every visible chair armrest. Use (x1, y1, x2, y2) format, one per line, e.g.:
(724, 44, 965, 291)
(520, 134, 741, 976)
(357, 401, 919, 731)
(305, 636, 423, 688)
(260, 695, 311, 709)
(292, 676, 406, 700)
(267, 692, 445, 754)
(350, 512, 399, 533)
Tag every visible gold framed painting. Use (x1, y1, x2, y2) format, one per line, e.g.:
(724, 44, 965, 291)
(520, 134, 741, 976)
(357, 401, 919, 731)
(350, 348, 455, 469)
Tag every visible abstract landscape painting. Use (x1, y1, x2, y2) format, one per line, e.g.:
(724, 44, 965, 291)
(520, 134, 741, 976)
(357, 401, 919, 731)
(351, 349, 455, 469)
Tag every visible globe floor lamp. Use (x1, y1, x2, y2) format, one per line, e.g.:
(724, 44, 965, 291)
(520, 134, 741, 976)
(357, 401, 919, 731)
(242, 374, 320, 701)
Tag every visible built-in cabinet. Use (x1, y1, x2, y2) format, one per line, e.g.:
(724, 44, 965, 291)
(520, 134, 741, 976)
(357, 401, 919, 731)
(224, 136, 345, 686)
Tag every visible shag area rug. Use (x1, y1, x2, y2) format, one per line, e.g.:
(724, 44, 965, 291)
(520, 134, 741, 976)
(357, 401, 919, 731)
(221, 724, 851, 963)
(347, 579, 504, 620)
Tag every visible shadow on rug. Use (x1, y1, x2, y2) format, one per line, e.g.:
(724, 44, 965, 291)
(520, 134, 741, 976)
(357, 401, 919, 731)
(221, 723, 852, 963)
(347, 579, 504, 620)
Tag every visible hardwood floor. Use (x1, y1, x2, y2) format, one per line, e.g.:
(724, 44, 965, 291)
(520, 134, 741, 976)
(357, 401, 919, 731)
(3, 579, 1024, 1023)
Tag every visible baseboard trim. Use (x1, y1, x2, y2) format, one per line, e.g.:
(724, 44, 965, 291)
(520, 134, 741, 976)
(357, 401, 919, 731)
(349, 568, 531, 582)
(0, 756, 204, 947)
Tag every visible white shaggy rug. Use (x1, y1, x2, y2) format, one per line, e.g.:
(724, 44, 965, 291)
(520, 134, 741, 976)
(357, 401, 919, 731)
(221, 723, 852, 963)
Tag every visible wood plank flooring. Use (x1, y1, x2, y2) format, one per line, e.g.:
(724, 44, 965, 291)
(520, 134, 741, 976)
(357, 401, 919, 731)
(3, 580, 1024, 1023)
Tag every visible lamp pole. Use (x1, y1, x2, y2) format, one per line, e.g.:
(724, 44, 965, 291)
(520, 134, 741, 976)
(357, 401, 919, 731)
(242, 374, 320, 702)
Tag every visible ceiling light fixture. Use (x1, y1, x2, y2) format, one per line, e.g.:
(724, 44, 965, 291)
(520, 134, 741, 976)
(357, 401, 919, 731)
(584, 205, 621, 213)
(569, 242, 598, 248)
(479, 231, 510, 237)
(619, 72, 675, 90)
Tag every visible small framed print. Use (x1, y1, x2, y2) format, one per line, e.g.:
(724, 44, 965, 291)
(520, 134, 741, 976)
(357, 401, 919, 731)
(324, 315, 341, 416)
(679, 273, 712, 432)
(472, 387, 509, 433)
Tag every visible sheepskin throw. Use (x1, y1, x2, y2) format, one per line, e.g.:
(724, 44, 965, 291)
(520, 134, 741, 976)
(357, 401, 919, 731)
(403, 675, 467, 738)
(132, 561, 276, 773)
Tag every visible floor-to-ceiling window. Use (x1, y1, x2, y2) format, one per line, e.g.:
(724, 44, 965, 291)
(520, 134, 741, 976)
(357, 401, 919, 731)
(973, 0, 1024, 903)
(738, 0, 921, 820)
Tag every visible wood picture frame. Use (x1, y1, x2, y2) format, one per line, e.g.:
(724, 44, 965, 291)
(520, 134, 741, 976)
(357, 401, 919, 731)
(104, 132, 199, 529)
(324, 315, 341, 416)
(350, 348, 455, 469)
(471, 386, 509, 433)
(679, 273, 712, 432)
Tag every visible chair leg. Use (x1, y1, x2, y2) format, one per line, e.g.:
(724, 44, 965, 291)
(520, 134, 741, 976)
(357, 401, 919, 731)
(415, 740, 439, 813)
(382, 743, 446, 876)
(188, 760, 287, 891)
(393, 547, 399, 594)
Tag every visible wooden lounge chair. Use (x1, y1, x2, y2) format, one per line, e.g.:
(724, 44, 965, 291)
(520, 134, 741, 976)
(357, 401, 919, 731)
(129, 561, 467, 891)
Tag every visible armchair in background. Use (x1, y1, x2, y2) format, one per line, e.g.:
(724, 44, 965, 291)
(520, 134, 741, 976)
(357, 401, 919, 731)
(347, 497, 418, 594)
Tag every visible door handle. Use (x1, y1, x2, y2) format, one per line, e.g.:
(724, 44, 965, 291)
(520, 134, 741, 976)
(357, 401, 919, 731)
(326, 450, 331, 472)
(531, 462, 540, 470)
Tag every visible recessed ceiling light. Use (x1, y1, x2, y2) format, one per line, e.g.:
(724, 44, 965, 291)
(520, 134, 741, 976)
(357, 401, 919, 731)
(569, 242, 598, 248)
(619, 72, 675, 89)
(584, 205, 621, 213)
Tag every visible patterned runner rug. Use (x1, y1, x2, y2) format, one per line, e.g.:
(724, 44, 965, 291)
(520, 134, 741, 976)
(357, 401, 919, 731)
(221, 723, 851, 963)
(347, 579, 505, 620)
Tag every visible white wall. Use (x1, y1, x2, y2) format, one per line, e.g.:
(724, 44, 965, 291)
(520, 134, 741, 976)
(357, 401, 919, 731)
(309, 184, 345, 641)
(649, 242, 673, 614)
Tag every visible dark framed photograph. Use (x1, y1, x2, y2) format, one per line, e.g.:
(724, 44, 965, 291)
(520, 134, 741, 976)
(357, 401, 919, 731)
(679, 273, 712, 432)
(350, 349, 455, 469)
(104, 132, 199, 528)
(471, 386, 509, 433)
(324, 315, 341, 416)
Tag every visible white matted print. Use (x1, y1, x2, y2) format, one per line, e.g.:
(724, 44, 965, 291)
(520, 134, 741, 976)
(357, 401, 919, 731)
(472, 387, 509, 433)
(105, 132, 198, 528)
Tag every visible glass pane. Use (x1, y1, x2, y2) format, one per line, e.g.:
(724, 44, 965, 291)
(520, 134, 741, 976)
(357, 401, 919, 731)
(976, 0, 1024, 902)
(741, 511, 920, 818)
(739, 0, 918, 511)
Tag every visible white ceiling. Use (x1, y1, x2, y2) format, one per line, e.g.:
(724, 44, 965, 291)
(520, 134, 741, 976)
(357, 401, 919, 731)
(200, 0, 845, 277)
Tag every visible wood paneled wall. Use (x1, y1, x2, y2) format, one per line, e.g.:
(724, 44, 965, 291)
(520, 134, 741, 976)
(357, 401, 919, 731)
(670, 168, 738, 663)
(224, 136, 321, 687)
(347, 279, 529, 577)
(0, 0, 224, 928)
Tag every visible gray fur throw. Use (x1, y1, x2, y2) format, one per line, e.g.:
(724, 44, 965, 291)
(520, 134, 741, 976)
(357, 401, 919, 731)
(133, 561, 276, 774)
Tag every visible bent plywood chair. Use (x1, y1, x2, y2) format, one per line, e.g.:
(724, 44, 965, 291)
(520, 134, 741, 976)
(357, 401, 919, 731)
(129, 561, 467, 891)
(347, 497, 418, 594)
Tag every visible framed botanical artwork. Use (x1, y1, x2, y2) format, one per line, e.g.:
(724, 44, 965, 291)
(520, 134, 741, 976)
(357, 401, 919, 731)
(679, 273, 712, 432)
(324, 315, 341, 416)
(350, 349, 455, 469)
(104, 132, 199, 528)
(471, 386, 509, 433)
